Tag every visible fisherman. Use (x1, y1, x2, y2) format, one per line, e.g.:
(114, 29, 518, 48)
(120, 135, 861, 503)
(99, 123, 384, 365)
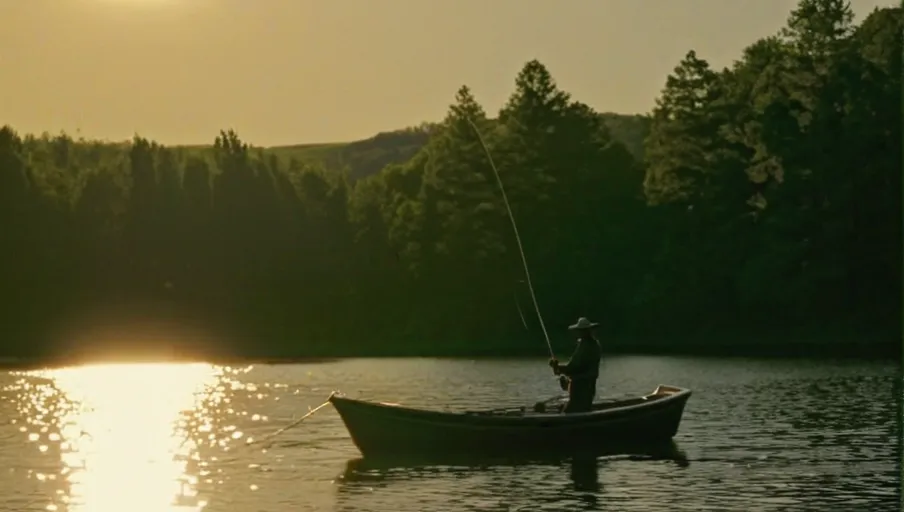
(548, 317, 601, 414)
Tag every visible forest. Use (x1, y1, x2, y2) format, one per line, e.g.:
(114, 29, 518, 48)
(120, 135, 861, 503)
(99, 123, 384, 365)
(0, 1, 899, 363)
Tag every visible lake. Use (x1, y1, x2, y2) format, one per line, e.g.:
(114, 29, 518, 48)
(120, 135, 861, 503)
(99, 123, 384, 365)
(0, 356, 899, 511)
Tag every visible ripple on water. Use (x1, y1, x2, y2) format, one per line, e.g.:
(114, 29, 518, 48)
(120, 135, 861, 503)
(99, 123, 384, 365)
(0, 356, 899, 512)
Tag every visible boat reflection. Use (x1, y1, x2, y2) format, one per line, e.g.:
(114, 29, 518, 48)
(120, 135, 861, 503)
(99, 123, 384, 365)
(334, 441, 688, 511)
(338, 439, 689, 485)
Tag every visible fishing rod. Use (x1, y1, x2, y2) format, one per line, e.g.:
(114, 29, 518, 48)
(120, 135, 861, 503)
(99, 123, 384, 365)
(513, 285, 528, 330)
(465, 117, 555, 360)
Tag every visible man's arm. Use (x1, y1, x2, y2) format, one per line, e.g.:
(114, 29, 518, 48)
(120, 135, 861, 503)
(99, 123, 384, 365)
(559, 343, 591, 378)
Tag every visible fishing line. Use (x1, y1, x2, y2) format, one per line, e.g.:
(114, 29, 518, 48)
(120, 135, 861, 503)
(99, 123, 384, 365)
(246, 398, 331, 449)
(465, 117, 554, 359)
(513, 288, 528, 330)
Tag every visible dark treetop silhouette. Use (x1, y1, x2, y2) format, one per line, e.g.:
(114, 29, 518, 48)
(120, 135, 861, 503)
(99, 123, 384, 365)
(0, 1, 899, 364)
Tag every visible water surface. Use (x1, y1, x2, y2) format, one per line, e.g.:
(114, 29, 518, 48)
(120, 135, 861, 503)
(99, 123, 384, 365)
(0, 356, 899, 511)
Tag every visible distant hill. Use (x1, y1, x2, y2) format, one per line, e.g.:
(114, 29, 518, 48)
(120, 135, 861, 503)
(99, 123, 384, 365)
(266, 126, 434, 180)
(598, 113, 651, 160)
(259, 112, 650, 180)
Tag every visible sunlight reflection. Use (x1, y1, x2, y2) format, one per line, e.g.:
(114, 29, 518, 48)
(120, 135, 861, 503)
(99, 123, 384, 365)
(34, 363, 219, 512)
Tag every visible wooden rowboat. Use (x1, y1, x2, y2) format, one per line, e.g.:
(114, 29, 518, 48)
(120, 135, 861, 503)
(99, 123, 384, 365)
(329, 385, 691, 457)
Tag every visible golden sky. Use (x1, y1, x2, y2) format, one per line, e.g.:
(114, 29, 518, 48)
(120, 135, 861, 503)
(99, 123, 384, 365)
(0, 0, 892, 146)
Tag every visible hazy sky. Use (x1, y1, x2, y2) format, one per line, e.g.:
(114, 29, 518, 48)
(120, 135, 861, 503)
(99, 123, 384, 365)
(1, 0, 892, 146)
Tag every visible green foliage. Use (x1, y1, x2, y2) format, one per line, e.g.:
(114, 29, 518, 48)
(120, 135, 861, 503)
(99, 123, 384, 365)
(183, 115, 648, 183)
(0, 2, 898, 360)
(637, 3, 900, 339)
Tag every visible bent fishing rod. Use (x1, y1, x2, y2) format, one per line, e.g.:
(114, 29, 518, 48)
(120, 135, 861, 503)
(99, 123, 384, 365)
(464, 117, 555, 361)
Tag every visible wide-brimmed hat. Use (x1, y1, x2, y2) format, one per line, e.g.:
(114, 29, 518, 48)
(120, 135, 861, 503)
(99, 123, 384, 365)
(568, 317, 599, 330)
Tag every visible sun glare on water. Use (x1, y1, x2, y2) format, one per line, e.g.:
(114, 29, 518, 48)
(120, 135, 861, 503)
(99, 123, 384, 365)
(31, 363, 219, 512)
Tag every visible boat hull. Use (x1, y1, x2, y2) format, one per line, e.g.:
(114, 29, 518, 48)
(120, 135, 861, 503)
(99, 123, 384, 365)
(329, 385, 691, 457)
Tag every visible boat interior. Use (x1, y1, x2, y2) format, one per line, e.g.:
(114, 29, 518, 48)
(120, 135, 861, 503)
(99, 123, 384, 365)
(466, 385, 682, 417)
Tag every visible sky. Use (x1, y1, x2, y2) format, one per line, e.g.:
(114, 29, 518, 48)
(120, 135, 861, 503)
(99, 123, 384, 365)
(0, 0, 893, 146)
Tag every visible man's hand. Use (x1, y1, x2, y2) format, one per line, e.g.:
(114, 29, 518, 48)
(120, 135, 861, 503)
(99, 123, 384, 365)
(548, 358, 560, 375)
(558, 375, 570, 391)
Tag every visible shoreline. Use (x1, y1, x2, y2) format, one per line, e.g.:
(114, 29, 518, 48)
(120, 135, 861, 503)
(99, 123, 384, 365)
(0, 339, 898, 371)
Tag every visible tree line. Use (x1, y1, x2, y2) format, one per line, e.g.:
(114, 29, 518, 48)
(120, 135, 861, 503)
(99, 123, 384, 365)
(0, 0, 899, 362)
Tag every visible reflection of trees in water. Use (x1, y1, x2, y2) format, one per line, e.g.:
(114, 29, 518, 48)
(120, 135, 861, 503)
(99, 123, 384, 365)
(334, 442, 689, 512)
(769, 376, 898, 463)
(802, 378, 893, 427)
(748, 375, 896, 433)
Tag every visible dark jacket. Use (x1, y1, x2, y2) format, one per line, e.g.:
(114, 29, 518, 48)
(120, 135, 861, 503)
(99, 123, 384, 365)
(559, 336, 601, 413)
(559, 336, 601, 382)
